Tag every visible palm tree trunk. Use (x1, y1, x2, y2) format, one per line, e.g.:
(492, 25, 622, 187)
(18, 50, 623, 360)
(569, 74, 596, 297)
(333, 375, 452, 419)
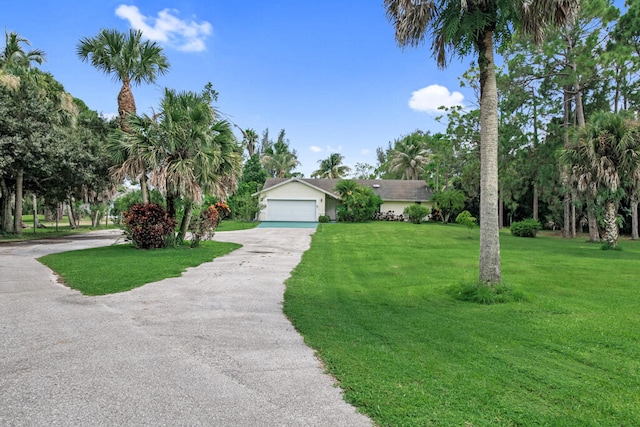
(166, 192, 176, 220)
(603, 200, 618, 247)
(177, 201, 194, 242)
(13, 168, 24, 234)
(140, 173, 150, 204)
(477, 30, 501, 286)
(0, 178, 14, 233)
(117, 79, 136, 131)
(632, 196, 639, 240)
(587, 203, 599, 242)
(571, 200, 576, 238)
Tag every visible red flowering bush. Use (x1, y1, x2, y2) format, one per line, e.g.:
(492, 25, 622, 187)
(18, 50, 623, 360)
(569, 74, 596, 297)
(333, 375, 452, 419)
(122, 203, 176, 249)
(214, 201, 231, 225)
(190, 205, 219, 248)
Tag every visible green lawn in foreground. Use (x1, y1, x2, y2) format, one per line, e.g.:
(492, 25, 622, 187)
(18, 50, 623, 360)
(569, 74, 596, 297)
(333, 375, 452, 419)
(39, 241, 240, 295)
(284, 222, 640, 426)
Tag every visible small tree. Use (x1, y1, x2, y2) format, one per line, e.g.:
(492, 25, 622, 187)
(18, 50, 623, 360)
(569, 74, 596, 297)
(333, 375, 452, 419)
(456, 210, 478, 233)
(431, 189, 466, 223)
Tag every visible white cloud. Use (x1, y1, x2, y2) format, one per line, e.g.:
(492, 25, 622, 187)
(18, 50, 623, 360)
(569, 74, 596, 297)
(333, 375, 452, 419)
(115, 5, 212, 52)
(409, 84, 464, 114)
(309, 146, 323, 153)
(361, 148, 371, 156)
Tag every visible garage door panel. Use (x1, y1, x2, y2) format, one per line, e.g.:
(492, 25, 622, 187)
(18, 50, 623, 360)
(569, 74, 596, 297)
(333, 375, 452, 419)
(266, 199, 316, 222)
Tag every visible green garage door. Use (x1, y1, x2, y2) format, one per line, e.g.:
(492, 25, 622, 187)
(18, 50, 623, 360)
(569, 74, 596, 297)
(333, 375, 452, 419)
(266, 199, 316, 222)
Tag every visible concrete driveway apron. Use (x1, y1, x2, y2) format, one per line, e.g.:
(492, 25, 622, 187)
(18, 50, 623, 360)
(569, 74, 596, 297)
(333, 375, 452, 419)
(0, 229, 371, 426)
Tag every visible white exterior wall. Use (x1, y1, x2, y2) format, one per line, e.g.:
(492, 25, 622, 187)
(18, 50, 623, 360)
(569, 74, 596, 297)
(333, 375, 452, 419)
(258, 182, 327, 221)
(380, 201, 432, 215)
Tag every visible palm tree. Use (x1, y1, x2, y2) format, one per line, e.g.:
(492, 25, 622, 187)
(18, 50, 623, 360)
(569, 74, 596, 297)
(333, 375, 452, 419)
(260, 136, 300, 178)
(562, 112, 640, 249)
(389, 133, 430, 180)
(385, 0, 579, 285)
(108, 114, 160, 201)
(149, 87, 242, 241)
(242, 128, 259, 157)
(1, 30, 45, 68)
(77, 29, 169, 203)
(312, 153, 351, 179)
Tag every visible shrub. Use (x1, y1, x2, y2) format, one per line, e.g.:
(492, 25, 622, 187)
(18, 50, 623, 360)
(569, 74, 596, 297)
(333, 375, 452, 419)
(335, 180, 382, 222)
(510, 219, 542, 237)
(190, 205, 219, 248)
(318, 215, 330, 223)
(214, 201, 231, 226)
(403, 204, 430, 224)
(122, 203, 176, 249)
(456, 210, 477, 231)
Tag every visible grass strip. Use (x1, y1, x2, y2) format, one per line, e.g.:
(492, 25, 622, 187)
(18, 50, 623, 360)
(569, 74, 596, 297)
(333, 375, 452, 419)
(39, 240, 240, 295)
(284, 222, 640, 426)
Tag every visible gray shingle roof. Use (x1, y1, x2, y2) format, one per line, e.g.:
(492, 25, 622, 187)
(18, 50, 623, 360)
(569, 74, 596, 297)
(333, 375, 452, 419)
(261, 178, 432, 202)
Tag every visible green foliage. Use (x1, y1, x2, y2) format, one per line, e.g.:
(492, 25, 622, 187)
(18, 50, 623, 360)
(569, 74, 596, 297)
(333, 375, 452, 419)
(403, 204, 430, 224)
(455, 210, 477, 230)
(39, 240, 240, 295)
(228, 154, 267, 221)
(318, 215, 330, 223)
(122, 203, 176, 249)
(449, 282, 527, 304)
(189, 205, 219, 248)
(260, 129, 300, 178)
(284, 222, 640, 425)
(431, 188, 466, 222)
(335, 180, 382, 222)
(311, 152, 351, 178)
(510, 218, 542, 237)
(112, 189, 165, 217)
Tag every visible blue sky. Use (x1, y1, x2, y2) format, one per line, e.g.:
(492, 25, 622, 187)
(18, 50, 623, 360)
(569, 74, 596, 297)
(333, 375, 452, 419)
(4, 1, 624, 177)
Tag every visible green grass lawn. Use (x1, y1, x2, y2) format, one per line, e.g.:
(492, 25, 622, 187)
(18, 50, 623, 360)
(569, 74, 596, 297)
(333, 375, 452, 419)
(1, 215, 118, 242)
(215, 219, 260, 231)
(284, 222, 640, 426)
(39, 241, 241, 295)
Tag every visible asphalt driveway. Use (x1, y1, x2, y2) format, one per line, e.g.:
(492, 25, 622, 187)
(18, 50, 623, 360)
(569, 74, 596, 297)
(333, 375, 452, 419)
(0, 229, 371, 426)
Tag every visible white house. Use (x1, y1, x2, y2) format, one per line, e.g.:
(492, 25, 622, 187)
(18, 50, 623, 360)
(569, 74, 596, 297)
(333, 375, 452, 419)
(253, 178, 432, 222)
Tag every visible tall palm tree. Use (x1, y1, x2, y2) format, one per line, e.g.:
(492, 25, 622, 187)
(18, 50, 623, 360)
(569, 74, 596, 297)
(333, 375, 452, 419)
(389, 133, 430, 180)
(385, 0, 579, 285)
(312, 153, 351, 179)
(77, 29, 169, 203)
(562, 112, 640, 249)
(148, 87, 242, 241)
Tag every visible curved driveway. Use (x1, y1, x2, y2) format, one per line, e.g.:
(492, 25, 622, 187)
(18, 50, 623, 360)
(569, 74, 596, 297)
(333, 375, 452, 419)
(0, 229, 371, 426)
